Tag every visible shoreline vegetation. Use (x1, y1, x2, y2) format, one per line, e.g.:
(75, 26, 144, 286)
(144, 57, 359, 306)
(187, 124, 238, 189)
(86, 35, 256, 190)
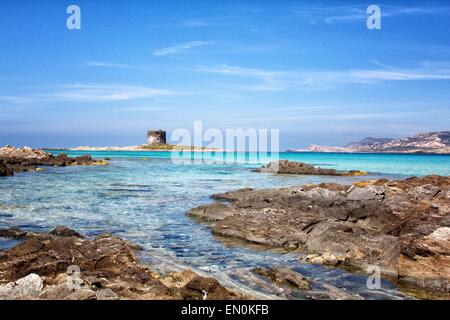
(1, 145, 449, 299)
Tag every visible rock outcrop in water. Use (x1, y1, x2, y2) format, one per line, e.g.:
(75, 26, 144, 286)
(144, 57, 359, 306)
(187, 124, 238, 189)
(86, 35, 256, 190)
(188, 175, 450, 297)
(0, 226, 243, 300)
(254, 160, 367, 176)
(0, 146, 108, 176)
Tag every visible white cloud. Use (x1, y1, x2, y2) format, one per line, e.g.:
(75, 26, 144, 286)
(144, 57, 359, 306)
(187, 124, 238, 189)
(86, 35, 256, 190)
(153, 41, 214, 56)
(196, 62, 450, 91)
(0, 96, 30, 104)
(43, 84, 177, 102)
(181, 20, 212, 27)
(85, 61, 135, 68)
(292, 4, 450, 24)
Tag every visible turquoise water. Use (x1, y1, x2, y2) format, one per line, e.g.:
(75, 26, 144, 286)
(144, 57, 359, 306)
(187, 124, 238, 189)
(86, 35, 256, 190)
(1, 151, 449, 299)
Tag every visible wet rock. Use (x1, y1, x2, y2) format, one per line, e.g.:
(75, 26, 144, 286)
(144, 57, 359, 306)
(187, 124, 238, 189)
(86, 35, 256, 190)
(0, 159, 13, 176)
(0, 227, 26, 239)
(253, 267, 311, 290)
(188, 175, 450, 296)
(49, 226, 84, 238)
(254, 160, 367, 176)
(180, 275, 239, 300)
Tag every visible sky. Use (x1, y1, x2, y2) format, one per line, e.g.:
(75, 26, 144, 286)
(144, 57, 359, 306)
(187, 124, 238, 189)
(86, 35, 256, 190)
(1, 0, 450, 149)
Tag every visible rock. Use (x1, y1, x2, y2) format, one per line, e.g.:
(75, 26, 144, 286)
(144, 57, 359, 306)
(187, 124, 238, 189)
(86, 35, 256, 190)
(254, 160, 367, 176)
(253, 267, 311, 290)
(0, 274, 43, 299)
(187, 175, 450, 296)
(95, 288, 119, 300)
(347, 186, 385, 201)
(0, 159, 13, 176)
(0, 227, 26, 239)
(65, 288, 97, 300)
(180, 275, 239, 300)
(38, 282, 74, 300)
(301, 253, 345, 267)
(0, 146, 108, 175)
(49, 226, 84, 238)
(0, 227, 245, 300)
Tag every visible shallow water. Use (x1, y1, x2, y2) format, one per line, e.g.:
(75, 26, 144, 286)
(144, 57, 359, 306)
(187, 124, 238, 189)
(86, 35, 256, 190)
(1, 151, 449, 299)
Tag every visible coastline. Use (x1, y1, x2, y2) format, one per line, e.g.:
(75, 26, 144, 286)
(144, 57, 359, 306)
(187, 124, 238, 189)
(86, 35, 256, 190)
(1, 146, 449, 300)
(44, 146, 450, 155)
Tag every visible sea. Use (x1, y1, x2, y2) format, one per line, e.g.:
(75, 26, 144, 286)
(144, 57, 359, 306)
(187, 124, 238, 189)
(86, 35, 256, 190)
(1, 151, 449, 299)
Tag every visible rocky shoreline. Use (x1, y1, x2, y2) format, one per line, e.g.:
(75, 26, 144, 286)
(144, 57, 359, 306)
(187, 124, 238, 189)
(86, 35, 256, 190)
(0, 226, 245, 300)
(188, 175, 450, 297)
(0, 146, 108, 176)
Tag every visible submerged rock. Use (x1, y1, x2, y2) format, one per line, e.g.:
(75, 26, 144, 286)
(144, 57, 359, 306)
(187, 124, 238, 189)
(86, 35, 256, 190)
(0, 226, 244, 300)
(188, 175, 450, 296)
(253, 267, 311, 290)
(254, 160, 367, 176)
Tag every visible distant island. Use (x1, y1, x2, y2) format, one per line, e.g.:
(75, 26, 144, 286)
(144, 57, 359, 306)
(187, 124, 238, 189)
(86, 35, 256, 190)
(288, 131, 450, 154)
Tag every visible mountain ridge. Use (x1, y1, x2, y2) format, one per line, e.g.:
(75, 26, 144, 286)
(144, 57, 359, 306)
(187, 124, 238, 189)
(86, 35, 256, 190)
(288, 131, 450, 154)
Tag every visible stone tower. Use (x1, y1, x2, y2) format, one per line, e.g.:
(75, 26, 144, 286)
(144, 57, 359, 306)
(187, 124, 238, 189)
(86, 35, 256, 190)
(147, 130, 167, 145)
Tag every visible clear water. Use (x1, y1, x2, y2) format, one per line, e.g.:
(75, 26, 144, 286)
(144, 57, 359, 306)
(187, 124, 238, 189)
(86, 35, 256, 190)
(1, 151, 449, 299)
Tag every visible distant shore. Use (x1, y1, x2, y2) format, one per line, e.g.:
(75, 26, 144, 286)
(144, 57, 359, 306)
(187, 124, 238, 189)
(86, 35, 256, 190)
(46, 144, 224, 152)
(43, 146, 450, 155)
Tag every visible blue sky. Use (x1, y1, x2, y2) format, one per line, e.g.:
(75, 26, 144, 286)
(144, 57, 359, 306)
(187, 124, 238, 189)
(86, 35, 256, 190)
(1, 0, 450, 149)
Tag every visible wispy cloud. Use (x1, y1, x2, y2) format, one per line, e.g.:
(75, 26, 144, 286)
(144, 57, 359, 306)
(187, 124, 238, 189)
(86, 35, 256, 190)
(0, 96, 30, 104)
(43, 84, 177, 102)
(292, 4, 450, 24)
(119, 106, 171, 112)
(197, 62, 450, 91)
(153, 41, 214, 56)
(85, 61, 135, 69)
(181, 20, 212, 27)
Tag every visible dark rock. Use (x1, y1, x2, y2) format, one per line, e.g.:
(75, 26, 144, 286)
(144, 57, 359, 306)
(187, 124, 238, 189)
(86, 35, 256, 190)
(0, 159, 13, 176)
(254, 160, 367, 176)
(188, 175, 450, 296)
(0, 146, 108, 175)
(0, 228, 26, 239)
(181, 275, 239, 300)
(0, 227, 245, 300)
(49, 226, 84, 238)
